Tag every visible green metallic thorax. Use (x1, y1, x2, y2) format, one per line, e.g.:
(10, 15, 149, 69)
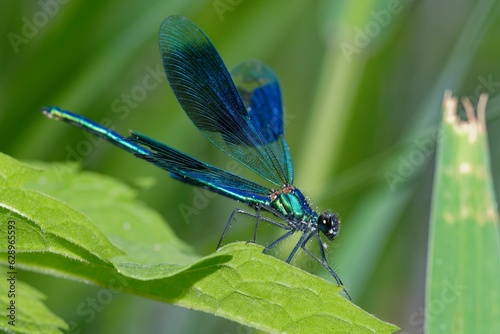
(270, 188, 314, 222)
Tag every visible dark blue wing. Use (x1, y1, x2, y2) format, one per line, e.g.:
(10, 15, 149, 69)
(230, 60, 293, 183)
(128, 131, 271, 206)
(159, 16, 292, 187)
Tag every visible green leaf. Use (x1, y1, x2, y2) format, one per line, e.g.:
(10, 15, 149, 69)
(0, 278, 68, 334)
(426, 91, 500, 333)
(0, 153, 398, 333)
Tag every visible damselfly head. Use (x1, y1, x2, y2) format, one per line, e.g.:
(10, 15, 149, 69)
(317, 211, 339, 241)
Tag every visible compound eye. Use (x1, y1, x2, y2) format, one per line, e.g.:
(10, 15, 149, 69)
(318, 212, 339, 241)
(318, 213, 331, 227)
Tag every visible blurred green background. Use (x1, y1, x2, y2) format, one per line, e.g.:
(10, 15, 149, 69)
(1, 0, 500, 333)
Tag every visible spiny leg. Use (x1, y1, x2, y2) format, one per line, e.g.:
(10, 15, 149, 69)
(262, 229, 295, 255)
(217, 208, 244, 249)
(253, 205, 261, 245)
(285, 231, 314, 264)
(217, 207, 290, 250)
(300, 233, 352, 300)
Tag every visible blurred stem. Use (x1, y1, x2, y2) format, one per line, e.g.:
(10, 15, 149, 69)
(296, 52, 363, 196)
(56, 0, 199, 109)
(408, 0, 500, 136)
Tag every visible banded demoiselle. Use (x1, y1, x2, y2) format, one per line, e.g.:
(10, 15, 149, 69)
(41, 16, 350, 299)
